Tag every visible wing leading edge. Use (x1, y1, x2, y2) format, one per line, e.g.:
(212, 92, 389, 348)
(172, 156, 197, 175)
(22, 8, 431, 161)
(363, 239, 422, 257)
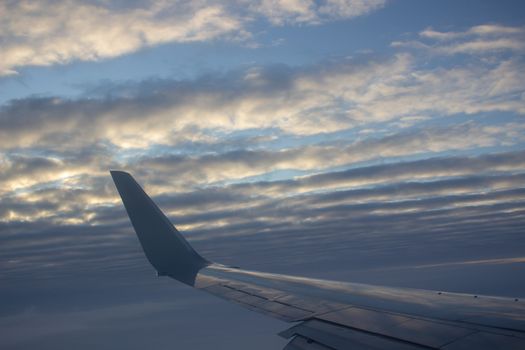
(111, 171, 525, 350)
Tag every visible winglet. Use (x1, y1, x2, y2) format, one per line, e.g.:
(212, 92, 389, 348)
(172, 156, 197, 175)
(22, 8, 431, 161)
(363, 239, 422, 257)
(110, 171, 209, 286)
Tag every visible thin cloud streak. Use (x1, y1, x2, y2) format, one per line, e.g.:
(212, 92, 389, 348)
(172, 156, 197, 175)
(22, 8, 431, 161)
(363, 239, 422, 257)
(394, 24, 525, 55)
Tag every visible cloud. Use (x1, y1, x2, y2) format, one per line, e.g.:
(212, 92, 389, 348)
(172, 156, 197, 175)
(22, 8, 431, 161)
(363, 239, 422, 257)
(1, 46, 524, 153)
(0, 0, 246, 76)
(251, 0, 386, 26)
(393, 24, 525, 55)
(1, 119, 522, 199)
(420, 24, 524, 41)
(0, 24, 524, 265)
(2, 158, 525, 282)
(2, 149, 525, 231)
(0, 144, 114, 194)
(131, 122, 525, 189)
(234, 150, 525, 197)
(0, 0, 387, 76)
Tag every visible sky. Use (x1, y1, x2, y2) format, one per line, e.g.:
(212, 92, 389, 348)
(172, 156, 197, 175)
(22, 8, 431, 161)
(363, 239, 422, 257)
(1, 0, 525, 349)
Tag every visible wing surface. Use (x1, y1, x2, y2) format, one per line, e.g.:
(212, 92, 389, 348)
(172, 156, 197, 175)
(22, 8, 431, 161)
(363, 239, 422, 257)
(111, 171, 525, 350)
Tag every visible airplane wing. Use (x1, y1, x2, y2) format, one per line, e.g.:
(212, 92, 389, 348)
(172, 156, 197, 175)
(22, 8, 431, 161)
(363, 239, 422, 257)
(110, 170, 525, 350)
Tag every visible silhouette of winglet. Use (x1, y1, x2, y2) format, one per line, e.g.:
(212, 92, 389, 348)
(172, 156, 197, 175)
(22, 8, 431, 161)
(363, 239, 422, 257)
(110, 170, 209, 286)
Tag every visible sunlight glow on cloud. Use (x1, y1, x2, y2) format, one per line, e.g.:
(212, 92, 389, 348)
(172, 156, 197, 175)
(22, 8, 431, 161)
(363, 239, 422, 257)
(393, 24, 525, 55)
(251, 0, 386, 25)
(0, 1, 243, 76)
(1, 37, 524, 153)
(0, 0, 387, 76)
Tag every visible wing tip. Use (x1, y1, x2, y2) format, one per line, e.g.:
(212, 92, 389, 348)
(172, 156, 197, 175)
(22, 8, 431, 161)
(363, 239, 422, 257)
(110, 170, 134, 185)
(110, 169, 130, 177)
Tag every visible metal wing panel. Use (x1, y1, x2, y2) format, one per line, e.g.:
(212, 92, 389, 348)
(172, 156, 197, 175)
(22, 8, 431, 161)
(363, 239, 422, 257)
(197, 264, 525, 332)
(195, 265, 525, 349)
(441, 332, 525, 350)
(281, 318, 525, 350)
(317, 307, 477, 348)
(195, 271, 343, 322)
(281, 319, 428, 350)
(283, 336, 333, 350)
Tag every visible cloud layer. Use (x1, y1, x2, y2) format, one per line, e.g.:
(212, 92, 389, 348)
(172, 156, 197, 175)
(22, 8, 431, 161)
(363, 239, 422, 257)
(0, 0, 386, 76)
(1, 51, 523, 152)
(1, 23, 524, 232)
(1, 20, 525, 349)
